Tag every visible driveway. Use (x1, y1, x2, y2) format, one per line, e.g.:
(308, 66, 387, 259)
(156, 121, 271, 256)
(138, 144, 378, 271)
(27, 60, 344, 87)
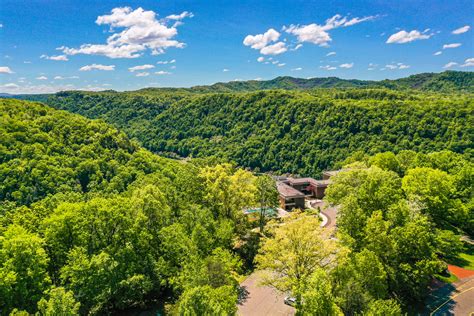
(237, 271, 295, 316)
(238, 201, 336, 315)
(310, 200, 337, 229)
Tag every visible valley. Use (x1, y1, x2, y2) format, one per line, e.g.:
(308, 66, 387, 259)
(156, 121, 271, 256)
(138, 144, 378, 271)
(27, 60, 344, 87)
(1, 73, 472, 314)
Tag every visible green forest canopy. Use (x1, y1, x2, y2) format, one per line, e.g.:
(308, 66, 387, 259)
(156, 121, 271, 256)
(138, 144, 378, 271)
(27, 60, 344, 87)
(0, 95, 472, 315)
(41, 82, 473, 177)
(0, 98, 270, 314)
(254, 149, 473, 314)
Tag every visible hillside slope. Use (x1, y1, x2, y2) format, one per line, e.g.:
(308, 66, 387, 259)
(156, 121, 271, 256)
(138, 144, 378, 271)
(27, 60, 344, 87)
(0, 98, 180, 205)
(44, 88, 473, 177)
(0, 98, 259, 314)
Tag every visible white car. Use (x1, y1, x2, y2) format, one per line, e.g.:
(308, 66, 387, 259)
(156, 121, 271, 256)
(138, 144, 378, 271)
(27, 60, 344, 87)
(284, 296, 296, 307)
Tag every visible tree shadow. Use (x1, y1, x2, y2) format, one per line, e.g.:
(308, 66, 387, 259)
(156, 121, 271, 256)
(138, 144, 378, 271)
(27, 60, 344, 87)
(237, 285, 250, 305)
(420, 282, 457, 315)
(447, 242, 473, 268)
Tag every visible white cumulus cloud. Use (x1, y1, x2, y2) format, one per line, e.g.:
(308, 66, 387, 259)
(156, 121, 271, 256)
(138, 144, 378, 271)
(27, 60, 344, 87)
(443, 62, 458, 69)
(260, 42, 287, 55)
(166, 11, 194, 20)
(433, 51, 442, 56)
(452, 25, 470, 35)
(243, 28, 287, 55)
(1, 83, 19, 90)
(155, 70, 171, 75)
(461, 57, 474, 67)
(386, 29, 433, 44)
(79, 64, 115, 71)
(367, 63, 378, 70)
(135, 72, 150, 77)
(40, 54, 69, 61)
(0, 66, 13, 74)
(320, 65, 337, 70)
(326, 51, 336, 56)
(284, 14, 378, 47)
(129, 64, 154, 72)
(257, 56, 265, 62)
(443, 43, 462, 49)
(383, 62, 410, 70)
(244, 28, 280, 49)
(291, 44, 303, 51)
(156, 59, 176, 64)
(291, 67, 302, 71)
(53, 75, 79, 80)
(58, 7, 191, 59)
(36, 76, 48, 80)
(339, 63, 353, 69)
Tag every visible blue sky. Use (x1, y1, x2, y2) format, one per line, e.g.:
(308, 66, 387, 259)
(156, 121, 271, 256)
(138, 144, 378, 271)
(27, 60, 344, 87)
(0, 0, 472, 93)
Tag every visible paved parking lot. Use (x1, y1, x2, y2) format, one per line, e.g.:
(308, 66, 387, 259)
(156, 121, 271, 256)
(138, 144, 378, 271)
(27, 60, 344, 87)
(237, 271, 295, 316)
(238, 201, 336, 315)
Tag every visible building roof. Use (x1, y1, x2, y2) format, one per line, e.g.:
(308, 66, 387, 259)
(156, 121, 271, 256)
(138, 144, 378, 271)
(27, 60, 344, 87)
(288, 177, 316, 185)
(312, 179, 331, 187)
(277, 182, 306, 198)
(323, 169, 346, 177)
(287, 177, 332, 187)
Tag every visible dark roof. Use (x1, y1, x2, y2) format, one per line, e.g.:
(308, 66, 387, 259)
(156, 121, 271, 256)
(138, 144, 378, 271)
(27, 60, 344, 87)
(277, 182, 305, 198)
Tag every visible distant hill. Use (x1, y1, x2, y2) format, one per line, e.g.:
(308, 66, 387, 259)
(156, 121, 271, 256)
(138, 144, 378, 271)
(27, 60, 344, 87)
(3, 70, 472, 176)
(188, 76, 377, 92)
(34, 86, 473, 177)
(141, 70, 473, 93)
(4, 71, 472, 100)
(1, 93, 51, 102)
(380, 71, 474, 92)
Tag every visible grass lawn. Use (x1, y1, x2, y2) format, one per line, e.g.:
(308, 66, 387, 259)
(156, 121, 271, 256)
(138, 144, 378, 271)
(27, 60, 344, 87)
(435, 242, 474, 284)
(435, 271, 459, 284)
(448, 242, 474, 270)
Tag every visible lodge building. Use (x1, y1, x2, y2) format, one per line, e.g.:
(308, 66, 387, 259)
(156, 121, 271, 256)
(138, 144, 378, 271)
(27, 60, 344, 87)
(276, 170, 342, 211)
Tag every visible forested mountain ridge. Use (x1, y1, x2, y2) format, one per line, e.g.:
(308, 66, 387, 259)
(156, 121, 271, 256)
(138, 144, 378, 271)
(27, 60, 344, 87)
(179, 70, 474, 93)
(385, 70, 474, 92)
(132, 71, 474, 93)
(5, 71, 474, 102)
(43, 87, 473, 177)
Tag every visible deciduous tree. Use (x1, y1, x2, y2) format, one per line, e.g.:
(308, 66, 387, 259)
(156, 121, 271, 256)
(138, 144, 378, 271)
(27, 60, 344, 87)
(256, 213, 336, 309)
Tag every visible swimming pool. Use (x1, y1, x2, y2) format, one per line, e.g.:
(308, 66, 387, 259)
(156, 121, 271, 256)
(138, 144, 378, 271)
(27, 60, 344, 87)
(244, 207, 277, 217)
